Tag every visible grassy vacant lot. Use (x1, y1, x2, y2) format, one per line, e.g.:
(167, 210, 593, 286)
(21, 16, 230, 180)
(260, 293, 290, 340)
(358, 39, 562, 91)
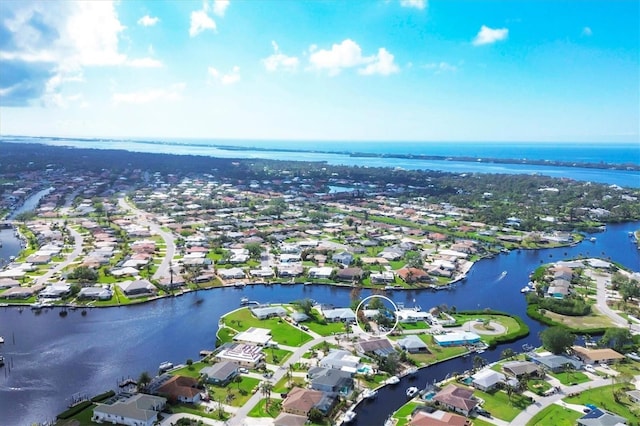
(222, 307, 313, 346)
(392, 401, 423, 426)
(548, 370, 590, 386)
(247, 398, 282, 418)
(526, 404, 582, 426)
(272, 375, 306, 393)
(217, 327, 237, 344)
(172, 404, 223, 421)
(303, 312, 347, 336)
(394, 334, 468, 366)
(264, 347, 293, 364)
(398, 321, 430, 331)
(545, 310, 615, 329)
(474, 388, 533, 422)
(564, 384, 639, 422)
(357, 373, 390, 389)
(171, 361, 208, 378)
(209, 376, 260, 407)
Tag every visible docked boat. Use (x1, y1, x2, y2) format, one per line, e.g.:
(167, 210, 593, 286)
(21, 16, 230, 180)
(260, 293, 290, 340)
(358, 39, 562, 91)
(405, 367, 418, 377)
(590, 237, 596, 242)
(406, 386, 419, 398)
(30, 301, 44, 310)
(362, 388, 378, 399)
(0, 336, 4, 344)
(0, 355, 4, 366)
(385, 376, 400, 385)
(520, 286, 533, 293)
(158, 361, 174, 372)
(240, 297, 249, 305)
(342, 410, 356, 423)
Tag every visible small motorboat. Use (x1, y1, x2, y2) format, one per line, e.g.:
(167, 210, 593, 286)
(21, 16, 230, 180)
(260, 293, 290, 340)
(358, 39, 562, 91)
(385, 376, 400, 385)
(362, 388, 378, 399)
(240, 297, 249, 305)
(158, 361, 174, 372)
(406, 386, 419, 398)
(342, 410, 356, 423)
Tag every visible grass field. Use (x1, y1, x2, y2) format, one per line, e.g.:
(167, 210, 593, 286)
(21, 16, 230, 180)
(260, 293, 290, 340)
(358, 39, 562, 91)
(526, 404, 582, 426)
(171, 361, 208, 378)
(548, 370, 590, 386)
(474, 388, 534, 422)
(222, 307, 313, 346)
(564, 384, 639, 422)
(247, 398, 282, 418)
(264, 347, 293, 364)
(209, 376, 260, 407)
(392, 401, 423, 426)
(545, 309, 616, 329)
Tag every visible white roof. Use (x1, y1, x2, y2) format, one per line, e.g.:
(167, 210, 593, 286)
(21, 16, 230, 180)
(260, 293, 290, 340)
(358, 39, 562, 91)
(234, 327, 272, 345)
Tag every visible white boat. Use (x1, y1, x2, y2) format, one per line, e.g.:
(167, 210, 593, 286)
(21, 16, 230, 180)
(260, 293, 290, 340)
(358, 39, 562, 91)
(520, 286, 533, 293)
(385, 376, 400, 385)
(590, 237, 596, 242)
(0, 336, 4, 344)
(406, 386, 419, 398)
(30, 302, 44, 310)
(158, 361, 173, 372)
(362, 388, 378, 399)
(240, 297, 249, 305)
(405, 367, 418, 377)
(476, 349, 485, 354)
(342, 410, 356, 423)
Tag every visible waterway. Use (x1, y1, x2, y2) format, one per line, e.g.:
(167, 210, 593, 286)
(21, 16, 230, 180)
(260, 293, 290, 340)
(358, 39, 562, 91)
(0, 222, 638, 425)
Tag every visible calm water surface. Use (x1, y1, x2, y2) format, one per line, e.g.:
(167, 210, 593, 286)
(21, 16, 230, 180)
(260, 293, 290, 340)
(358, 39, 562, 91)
(0, 221, 638, 425)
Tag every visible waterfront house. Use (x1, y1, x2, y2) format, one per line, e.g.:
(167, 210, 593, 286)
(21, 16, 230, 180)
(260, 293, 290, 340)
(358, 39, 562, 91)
(156, 375, 201, 404)
(78, 286, 113, 301)
(409, 409, 471, 426)
(332, 251, 354, 266)
(322, 307, 357, 323)
(397, 268, 430, 283)
(1, 285, 43, 299)
(319, 349, 361, 371)
(308, 267, 334, 279)
(307, 367, 354, 395)
(571, 346, 625, 366)
(290, 311, 309, 323)
(577, 407, 627, 426)
(233, 327, 273, 346)
(39, 283, 71, 299)
(251, 305, 288, 320)
(471, 369, 506, 392)
(432, 384, 478, 417)
(370, 271, 395, 284)
(282, 387, 336, 416)
(336, 267, 363, 282)
(397, 335, 429, 353)
(354, 338, 396, 358)
(433, 332, 481, 347)
(117, 279, 157, 298)
(526, 353, 583, 373)
(214, 343, 264, 368)
(92, 393, 166, 426)
(218, 267, 246, 280)
(200, 361, 240, 385)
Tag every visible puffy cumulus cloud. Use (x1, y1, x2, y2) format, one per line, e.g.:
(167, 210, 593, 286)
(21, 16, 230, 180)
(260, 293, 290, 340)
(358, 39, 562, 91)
(112, 82, 186, 105)
(582, 26, 592, 36)
(358, 48, 399, 76)
(127, 57, 163, 68)
(0, 1, 161, 106)
(309, 39, 398, 76)
(262, 41, 299, 72)
(208, 66, 240, 85)
(137, 15, 159, 27)
(189, 9, 216, 37)
(213, 0, 230, 17)
(400, 0, 427, 10)
(472, 25, 509, 46)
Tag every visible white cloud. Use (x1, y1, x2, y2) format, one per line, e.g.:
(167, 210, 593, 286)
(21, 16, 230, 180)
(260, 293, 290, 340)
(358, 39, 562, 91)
(137, 15, 159, 27)
(309, 39, 398, 76)
(208, 66, 240, 85)
(400, 0, 427, 10)
(127, 57, 163, 68)
(359, 48, 399, 76)
(112, 82, 186, 104)
(472, 25, 509, 46)
(582, 26, 592, 36)
(424, 61, 457, 73)
(189, 9, 216, 37)
(213, 0, 230, 17)
(262, 41, 299, 72)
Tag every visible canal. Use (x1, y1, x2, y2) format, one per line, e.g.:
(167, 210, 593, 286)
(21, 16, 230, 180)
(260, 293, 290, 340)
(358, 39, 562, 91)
(0, 221, 638, 425)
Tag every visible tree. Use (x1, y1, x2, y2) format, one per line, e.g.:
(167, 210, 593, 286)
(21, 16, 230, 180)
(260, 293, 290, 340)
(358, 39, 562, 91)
(297, 298, 314, 316)
(600, 328, 633, 352)
(260, 381, 273, 410)
(244, 242, 263, 259)
(501, 348, 515, 360)
(234, 374, 243, 391)
(404, 251, 423, 269)
(137, 371, 151, 391)
(472, 355, 486, 372)
(540, 326, 575, 354)
(308, 407, 324, 423)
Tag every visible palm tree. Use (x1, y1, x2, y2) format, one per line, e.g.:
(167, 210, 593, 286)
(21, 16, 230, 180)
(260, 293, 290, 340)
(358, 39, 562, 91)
(137, 371, 151, 391)
(260, 381, 273, 410)
(501, 348, 515, 360)
(472, 355, 486, 372)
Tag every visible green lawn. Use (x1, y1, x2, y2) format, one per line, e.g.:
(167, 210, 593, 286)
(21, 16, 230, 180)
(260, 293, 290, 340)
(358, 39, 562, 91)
(392, 401, 422, 426)
(452, 314, 521, 344)
(526, 404, 582, 426)
(222, 308, 313, 346)
(527, 379, 552, 396)
(171, 361, 208, 378)
(216, 327, 237, 344)
(398, 334, 468, 366)
(209, 376, 260, 407)
(303, 316, 346, 336)
(474, 388, 534, 422)
(398, 321, 430, 330)
(549, 370, 590, 385)
(264, 347, 293, 365)
(472, 418, 497, 426)
(272, 375, 306, 393)
(357, 373, 389, 389)
(247, 398, 282, 418)
(172, 404, 228, 421)
(564, 384, 639, 422)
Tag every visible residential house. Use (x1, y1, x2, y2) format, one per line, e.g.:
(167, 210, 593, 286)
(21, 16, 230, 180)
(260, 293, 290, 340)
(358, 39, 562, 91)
(39, 283, 71, 299)
(577, 407, 627, 426)
(501, 361, 545, 379)
(322, 307, 357, 323)
(526, 353, 583, 373)
(273, 413, 307, 426)
(409, 409, 471, 426)
(233, 327, 273, 346)
(432, 384, 478, 417)
(78, 286, 113, 301)
(370, 271, 395, 284)
(308, 267, 333, 279)
(397, 335, 429, 353)
(332, 251, 354, 266)
(471, 369, 505, 392)
(215, 343, 264, 368)
(117, 279, 157, 298)
(307, 367, 354, 395)
(433, 332, 481, 347)
(92, 393, 166, 426)
(571, 346, 625, 366)
(397, 268, 430, 283)
(251, 306, 288, 320)
(156, 375, 201, 404)
(200, 361, 239, 385)
(290, 312, 309, 323)
(282, 387, 336, 416)
(354, 338, 397, 358)
(335, 267, 363, 282)
(218, 267, 246, 280)
(319, 350, 361, 371)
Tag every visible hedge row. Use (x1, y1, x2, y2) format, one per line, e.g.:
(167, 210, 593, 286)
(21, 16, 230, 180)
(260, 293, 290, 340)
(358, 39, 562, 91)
(56, 400, 93, 420)
(91, 390, 115, 403)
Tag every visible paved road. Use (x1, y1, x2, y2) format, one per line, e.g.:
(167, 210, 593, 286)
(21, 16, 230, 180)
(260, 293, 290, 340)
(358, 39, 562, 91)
(118, 197, 177, 282)
(34, 224, 84, 285)
(589, 269, 640, 334)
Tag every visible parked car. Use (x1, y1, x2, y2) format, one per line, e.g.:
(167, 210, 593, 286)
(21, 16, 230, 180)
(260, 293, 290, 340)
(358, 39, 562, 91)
(584, 365, 596, 373)
(300, 325, 309, 331)
(238, 367, 249, 374)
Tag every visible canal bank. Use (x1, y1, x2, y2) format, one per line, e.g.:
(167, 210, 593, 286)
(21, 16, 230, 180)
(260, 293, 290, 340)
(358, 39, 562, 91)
(0, 221, 638, 425)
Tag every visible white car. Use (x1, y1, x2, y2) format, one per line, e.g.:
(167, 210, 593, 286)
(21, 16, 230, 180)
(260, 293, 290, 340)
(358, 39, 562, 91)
(584, 365, 596, 373)
(238, 367, 249, 374)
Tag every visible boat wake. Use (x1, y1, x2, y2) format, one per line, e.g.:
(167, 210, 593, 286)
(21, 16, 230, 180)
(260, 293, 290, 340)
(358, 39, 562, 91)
(495, 271, 508, 282)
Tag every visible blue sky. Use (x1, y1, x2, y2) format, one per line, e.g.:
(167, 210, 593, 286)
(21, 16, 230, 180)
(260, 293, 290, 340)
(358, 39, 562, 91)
(0, 0, 638, 142)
